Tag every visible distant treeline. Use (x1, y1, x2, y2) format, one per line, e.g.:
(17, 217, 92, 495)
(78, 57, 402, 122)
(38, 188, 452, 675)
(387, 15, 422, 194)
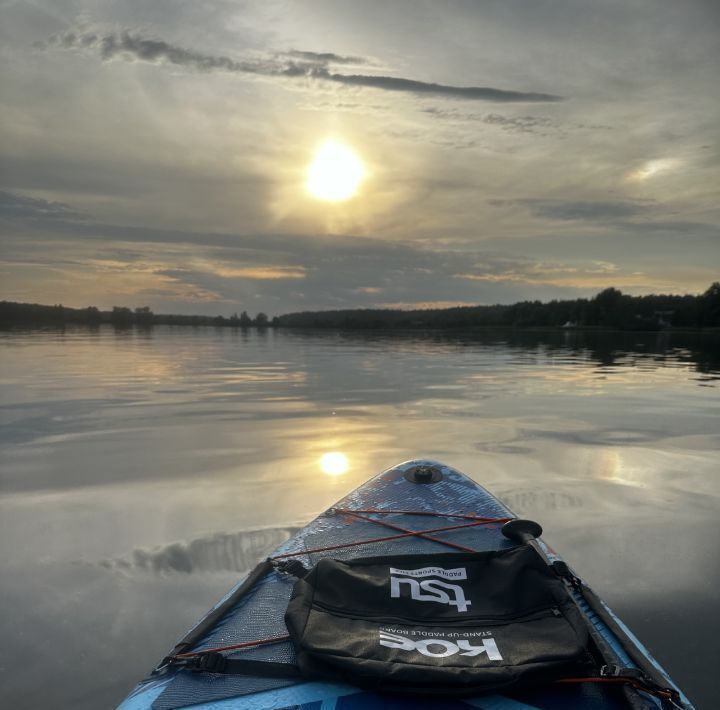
(2, 283, 719, 330)
(0, 302, 270, 328)
(275, 283, 720, 330)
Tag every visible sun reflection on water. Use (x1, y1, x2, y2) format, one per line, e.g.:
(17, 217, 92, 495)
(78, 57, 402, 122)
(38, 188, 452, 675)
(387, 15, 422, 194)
(319, 451, 349, 476)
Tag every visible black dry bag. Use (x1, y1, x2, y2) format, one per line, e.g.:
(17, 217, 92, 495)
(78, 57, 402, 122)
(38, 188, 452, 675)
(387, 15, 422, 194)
(284, 545, 592, 695)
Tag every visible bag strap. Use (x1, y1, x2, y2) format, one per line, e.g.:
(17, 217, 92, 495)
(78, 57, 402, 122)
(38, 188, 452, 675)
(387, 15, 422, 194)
(177, 652, 302, 678)
(550, 561, 685, 709)
(502, 522, 686, 709)
(161, 558, 275, 662)
(166, 650, 682, 707)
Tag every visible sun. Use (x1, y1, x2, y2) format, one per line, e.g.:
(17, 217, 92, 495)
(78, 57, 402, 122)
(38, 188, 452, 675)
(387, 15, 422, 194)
(306, 140, 365, 202)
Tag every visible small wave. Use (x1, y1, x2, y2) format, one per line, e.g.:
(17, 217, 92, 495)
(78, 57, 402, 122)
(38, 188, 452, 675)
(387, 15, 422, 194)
(103, 525, 302, 574)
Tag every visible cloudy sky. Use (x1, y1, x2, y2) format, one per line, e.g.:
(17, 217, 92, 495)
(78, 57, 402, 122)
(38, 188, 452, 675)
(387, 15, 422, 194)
(1, 0, 718, 315)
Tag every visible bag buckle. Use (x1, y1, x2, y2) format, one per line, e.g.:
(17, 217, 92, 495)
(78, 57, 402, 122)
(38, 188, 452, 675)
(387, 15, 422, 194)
(273, 558, 309, 578)
(600, 664, 646, 682)
(186, 652, 227, 673)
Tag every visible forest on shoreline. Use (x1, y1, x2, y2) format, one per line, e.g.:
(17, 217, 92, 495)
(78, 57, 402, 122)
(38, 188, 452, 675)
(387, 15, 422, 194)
(2, 283, 719, 331)
(0, 303, 269, 328)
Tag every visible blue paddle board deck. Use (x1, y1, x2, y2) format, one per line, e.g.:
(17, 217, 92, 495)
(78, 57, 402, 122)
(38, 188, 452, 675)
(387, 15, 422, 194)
(119, 460, 692, 709)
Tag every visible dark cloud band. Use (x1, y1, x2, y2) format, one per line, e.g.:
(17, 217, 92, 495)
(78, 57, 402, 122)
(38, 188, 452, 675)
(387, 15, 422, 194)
(47, 30, 561, 103)
(325, 73, 560, 102)
(492, 199, 650, 221)
(0, 190, 84, 221)
(284, 49, 366, 65)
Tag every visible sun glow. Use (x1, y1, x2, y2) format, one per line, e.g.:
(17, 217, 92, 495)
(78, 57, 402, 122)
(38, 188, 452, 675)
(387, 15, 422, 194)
(319, 451, 349, 476)
(625, 158, 678, 182)
(306, 140, 365, 201)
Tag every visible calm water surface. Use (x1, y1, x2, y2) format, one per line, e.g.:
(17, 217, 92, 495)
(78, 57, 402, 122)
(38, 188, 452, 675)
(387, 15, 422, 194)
(0, 327, 718, 708)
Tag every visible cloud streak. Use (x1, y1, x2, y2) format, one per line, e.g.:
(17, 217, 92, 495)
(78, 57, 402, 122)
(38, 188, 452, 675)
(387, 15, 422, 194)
(491, 199, 651, 221)
(453, 259, 636, 289)
(46, 30, 562, 103)
(0, 190, 85, 221)
(284, 49, 366, 65)
(323, 73, 560, 102)
(202, 265, 307, 280)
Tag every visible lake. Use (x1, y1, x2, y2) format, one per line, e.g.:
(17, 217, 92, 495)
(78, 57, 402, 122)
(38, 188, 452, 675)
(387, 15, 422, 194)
(0, 326, 718, 708)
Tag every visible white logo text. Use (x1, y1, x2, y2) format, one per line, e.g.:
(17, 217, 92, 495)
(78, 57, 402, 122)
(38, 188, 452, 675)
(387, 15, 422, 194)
(390, 566, 471, 612)
(379, 631, 502, 660)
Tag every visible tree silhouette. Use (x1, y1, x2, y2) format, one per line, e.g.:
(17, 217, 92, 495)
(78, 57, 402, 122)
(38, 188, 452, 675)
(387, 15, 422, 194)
(111, 306, 133, 325)
(134, 306, 154, 325)
(699, 282, 720, 327)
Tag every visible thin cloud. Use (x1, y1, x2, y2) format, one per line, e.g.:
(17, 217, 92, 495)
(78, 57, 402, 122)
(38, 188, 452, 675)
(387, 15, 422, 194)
(46, 30, 562, 103)
(209, 266, 307, 280)
(378, 300, 480, 310)
(421, 108, 611, 134)
(45, 30, 278, 74)
(491, 199, 650, 221)
(284, 49, 366, 65)
(451, 259, 658, 290)
(434, 109, 558, 133)
(325, 73, 560, 102)
(0, 191, 85, 221)
(353, 287, 384, 294)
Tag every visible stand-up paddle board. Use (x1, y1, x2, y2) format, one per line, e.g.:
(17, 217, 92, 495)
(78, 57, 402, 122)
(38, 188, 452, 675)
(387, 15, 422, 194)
(119, 460, 692, 709)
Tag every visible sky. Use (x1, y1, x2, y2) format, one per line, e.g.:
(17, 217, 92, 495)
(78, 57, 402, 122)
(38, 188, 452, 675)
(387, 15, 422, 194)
(1, 0, 718, 316)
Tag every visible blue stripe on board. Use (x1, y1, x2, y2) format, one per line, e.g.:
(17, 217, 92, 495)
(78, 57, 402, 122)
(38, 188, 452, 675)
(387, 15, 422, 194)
(155, 681, 357, 709)
(332, 692, 539, 709)
(465, 698, 540, 710)
(335, 693, 469, 709)
(117, 680, 169, 709)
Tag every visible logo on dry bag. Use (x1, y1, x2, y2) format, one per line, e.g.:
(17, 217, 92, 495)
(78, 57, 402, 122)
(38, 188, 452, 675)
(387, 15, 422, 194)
(389, 566, 471, 612)
(379, 630, 502, 660)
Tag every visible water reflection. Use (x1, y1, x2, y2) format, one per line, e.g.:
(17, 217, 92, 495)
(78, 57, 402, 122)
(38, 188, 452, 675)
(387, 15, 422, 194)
(320, 451, 349, 476)
(0, 326, 717, 708)
(104, 526, 303, 575)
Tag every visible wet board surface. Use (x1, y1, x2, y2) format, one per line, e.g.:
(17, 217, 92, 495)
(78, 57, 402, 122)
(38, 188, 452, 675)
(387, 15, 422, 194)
(119, 460, 690, 709)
